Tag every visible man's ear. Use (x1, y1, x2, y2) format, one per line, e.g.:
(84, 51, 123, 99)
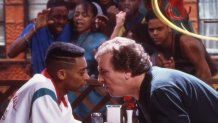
(56, 69, 66, 80)
(124, 71, 131, 80)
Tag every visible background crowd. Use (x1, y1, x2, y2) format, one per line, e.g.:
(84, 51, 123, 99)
(3, 0, 218, 122)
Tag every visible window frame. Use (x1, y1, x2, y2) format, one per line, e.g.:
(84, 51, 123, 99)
(198, 0, 218, 54)
(0, 0, 6, 58)
(0, 0, 5, 46)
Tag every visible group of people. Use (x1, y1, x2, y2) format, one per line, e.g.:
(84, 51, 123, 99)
(1, 0, 218, 123)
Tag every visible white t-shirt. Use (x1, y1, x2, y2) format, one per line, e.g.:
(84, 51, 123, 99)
(0, 74, 81, 123)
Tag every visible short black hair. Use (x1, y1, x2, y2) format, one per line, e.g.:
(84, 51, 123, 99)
(95, 37, 152, 77)
(78, 1, 98, 17)
(47, 0, 67, 9)
(145, 10, 168, 23)
(145, 10, 158, 22)
(45, 42, 85, 67)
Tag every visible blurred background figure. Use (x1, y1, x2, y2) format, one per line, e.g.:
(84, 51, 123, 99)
(7, 0, 72, 75)
(70, 0, 108, 119)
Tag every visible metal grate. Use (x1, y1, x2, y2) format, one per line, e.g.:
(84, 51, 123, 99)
(27, 0, 48, 20)
(0, 0, 5, 46)
(199, 0, 218, 54)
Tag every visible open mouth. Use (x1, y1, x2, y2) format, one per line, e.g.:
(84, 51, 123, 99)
(75, 21, 84, 28)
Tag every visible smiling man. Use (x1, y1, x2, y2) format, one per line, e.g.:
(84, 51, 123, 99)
(95, 37, 218, 123)
(1, 42, 89, 123)
(7, 0, 72, 75)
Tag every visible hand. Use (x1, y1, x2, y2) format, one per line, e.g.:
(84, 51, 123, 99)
(95, 15, 109, 30)
(115, 11, 126, 28)
(106, 5, 120, 22)
(34, 9, 54, 31)
(157, 54, 175, 69)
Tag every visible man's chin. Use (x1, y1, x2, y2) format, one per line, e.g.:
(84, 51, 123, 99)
(153, 41, 162, 46)
(108, 91, 123, 97)
(55, 28, 64, 34)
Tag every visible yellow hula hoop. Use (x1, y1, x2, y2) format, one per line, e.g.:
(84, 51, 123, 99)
(151, 0, 218, 41)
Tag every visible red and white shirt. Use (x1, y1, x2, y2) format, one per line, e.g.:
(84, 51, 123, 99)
(0, 70, 81, 123)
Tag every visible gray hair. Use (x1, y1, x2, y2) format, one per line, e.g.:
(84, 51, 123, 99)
(95, 37, 152, 76)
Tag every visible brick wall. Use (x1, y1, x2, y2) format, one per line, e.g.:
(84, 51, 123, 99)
(5, 0, 25, 59)
(184, 0, 198, 32)
(1, 0, 29, 81)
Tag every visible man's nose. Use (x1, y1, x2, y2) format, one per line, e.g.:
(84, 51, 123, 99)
(77, 14, 83, 19)
(84, 72, 90, 81)
(98, 74, 104, 83)
(153, 29, 158, 35)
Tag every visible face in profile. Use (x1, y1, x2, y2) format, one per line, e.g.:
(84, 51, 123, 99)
(48, 6, 68, 35)
(148, 19, 171, 46)
(97, 53, 127, 97)
(73, 4, 95, 34)
(119, 0, 140, 16)
(63, 56, 89, 91)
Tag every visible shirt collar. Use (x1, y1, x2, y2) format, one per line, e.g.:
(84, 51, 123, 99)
(41, 69, 68, 107)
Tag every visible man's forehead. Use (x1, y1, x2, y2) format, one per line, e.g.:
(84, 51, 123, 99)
(97, 54, 111, 66)
(148, 19, 164, 24)
(74, 57, 87, 69)
(120, 0, 140, 2)
(51, 6, 68, 12)
(148, 20, 166, 27)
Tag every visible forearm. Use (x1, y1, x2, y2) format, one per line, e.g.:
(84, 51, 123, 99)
(110, 11, 126, 39)
(7, 25, 36, 58)
(110, 25, 123, 39)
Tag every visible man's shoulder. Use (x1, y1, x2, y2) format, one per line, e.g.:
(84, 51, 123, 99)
(150, 67, 187, 86)
(176, 34, 204, 53)
(19, 74, 54, 92)
(179, 34, 201, 46)
(87, 32, 108, 44)
(89, 32, 107, 39)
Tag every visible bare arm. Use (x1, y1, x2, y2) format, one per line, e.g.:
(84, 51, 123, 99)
(180, 35, 211, 79)
(7, 26, 36, 58)
(7, 9, 51, 58)
(110, 11, 126, 39)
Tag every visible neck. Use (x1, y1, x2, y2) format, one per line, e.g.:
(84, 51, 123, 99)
(130, 73, 146, 100)
(48, 26, 59, 38)
(53, 79, 66, 98)
(45, 70, 66, 99)
(78, 29, 91, 35)
(161, 32, 174, 50)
